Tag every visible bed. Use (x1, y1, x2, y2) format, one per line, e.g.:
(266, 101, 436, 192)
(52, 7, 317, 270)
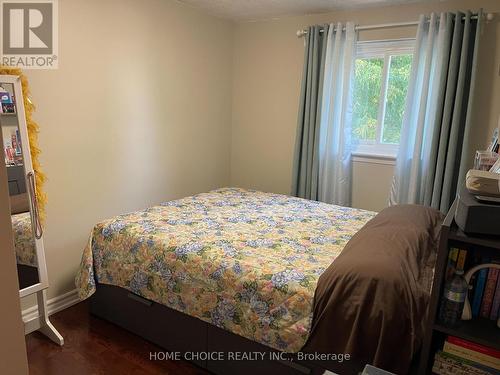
(9, 181, 39, 288)
(12, 212, 37, 267)
(76, 188, 443, 374)
(12, 211, 39, 289)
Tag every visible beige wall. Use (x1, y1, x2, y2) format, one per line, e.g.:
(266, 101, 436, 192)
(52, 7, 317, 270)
(0, 132, 28, 374)
(230, 0, 500, 211)
(352, 158, 396, 212)
(24, 0, 234, 299)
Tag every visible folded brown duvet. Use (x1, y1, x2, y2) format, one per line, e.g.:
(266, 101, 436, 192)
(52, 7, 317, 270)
(304, 204, 443, 374)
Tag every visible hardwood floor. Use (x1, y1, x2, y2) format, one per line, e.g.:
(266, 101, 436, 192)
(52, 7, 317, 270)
(26, 301, 209, 375)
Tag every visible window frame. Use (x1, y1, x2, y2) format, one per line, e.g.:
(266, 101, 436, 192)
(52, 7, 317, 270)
(352, 39, 415, 158)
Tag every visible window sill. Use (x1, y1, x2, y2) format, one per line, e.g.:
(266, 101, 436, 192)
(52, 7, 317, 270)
(351, 151, 396, 166)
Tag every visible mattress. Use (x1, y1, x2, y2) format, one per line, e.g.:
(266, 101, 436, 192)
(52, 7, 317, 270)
(11, 212, 37, 267)
(76, 188, 375, 352)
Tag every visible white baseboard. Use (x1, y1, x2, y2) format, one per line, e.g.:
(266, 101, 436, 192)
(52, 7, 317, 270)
(22, 289, 80, 322)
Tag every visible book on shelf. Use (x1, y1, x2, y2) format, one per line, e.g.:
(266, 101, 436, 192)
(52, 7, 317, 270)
(490, 275, 500, 320)
(472, 258, 491, 317)
(457, 249, 468, 271)
(443, 338, 500, 371)
(446, 248, 460, 281)
(432, 351, 498, 375)
(481, 267, 499, 318)
(447, 336, 500, 359)
(14, 129, 21, 155)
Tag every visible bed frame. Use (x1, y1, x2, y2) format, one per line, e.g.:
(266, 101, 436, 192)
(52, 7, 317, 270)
(90, 283, 365, 375)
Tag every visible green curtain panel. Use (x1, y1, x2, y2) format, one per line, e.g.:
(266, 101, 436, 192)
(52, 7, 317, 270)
(291, 25, 329, 200)
(390, 11, 482, 212)
(436, 11, 481, 212)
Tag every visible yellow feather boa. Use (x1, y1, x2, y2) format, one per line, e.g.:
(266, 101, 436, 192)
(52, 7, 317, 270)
(1, 67, 46, 221)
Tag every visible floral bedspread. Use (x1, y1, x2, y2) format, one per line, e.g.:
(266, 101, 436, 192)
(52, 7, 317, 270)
(12, 212, 37, 267)
(75, 188, 375, 352)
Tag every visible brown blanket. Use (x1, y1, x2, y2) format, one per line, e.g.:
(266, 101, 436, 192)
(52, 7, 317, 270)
(304, 204, 443, 374)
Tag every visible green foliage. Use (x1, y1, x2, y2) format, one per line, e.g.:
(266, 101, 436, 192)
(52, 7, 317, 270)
(352, 57, 383, 141)
(383, 55, 412, 143)
(351, 54, 412, 144)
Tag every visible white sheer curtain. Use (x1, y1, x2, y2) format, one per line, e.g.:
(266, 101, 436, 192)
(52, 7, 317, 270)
(390, 13, 452, 206)
(318, 22, 356, 206)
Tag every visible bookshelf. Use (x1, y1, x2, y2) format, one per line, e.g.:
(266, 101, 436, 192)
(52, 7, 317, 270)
(418, 200, 500, 374)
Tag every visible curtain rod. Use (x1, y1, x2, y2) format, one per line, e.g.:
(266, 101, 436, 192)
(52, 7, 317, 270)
(296, 12, 494, 38)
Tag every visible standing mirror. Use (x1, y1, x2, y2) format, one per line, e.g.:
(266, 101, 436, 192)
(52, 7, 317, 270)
(1, 78, 45, 295)
(0, 74, 62, 345)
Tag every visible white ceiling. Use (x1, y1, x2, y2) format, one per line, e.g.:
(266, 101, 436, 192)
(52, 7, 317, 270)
(177, 0, 427, 21)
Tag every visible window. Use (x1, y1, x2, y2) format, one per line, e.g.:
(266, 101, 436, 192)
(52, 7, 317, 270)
(351, 40, 414, 157)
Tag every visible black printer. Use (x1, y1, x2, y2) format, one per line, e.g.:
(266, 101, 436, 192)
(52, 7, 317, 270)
(455, 185, 500, 236)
